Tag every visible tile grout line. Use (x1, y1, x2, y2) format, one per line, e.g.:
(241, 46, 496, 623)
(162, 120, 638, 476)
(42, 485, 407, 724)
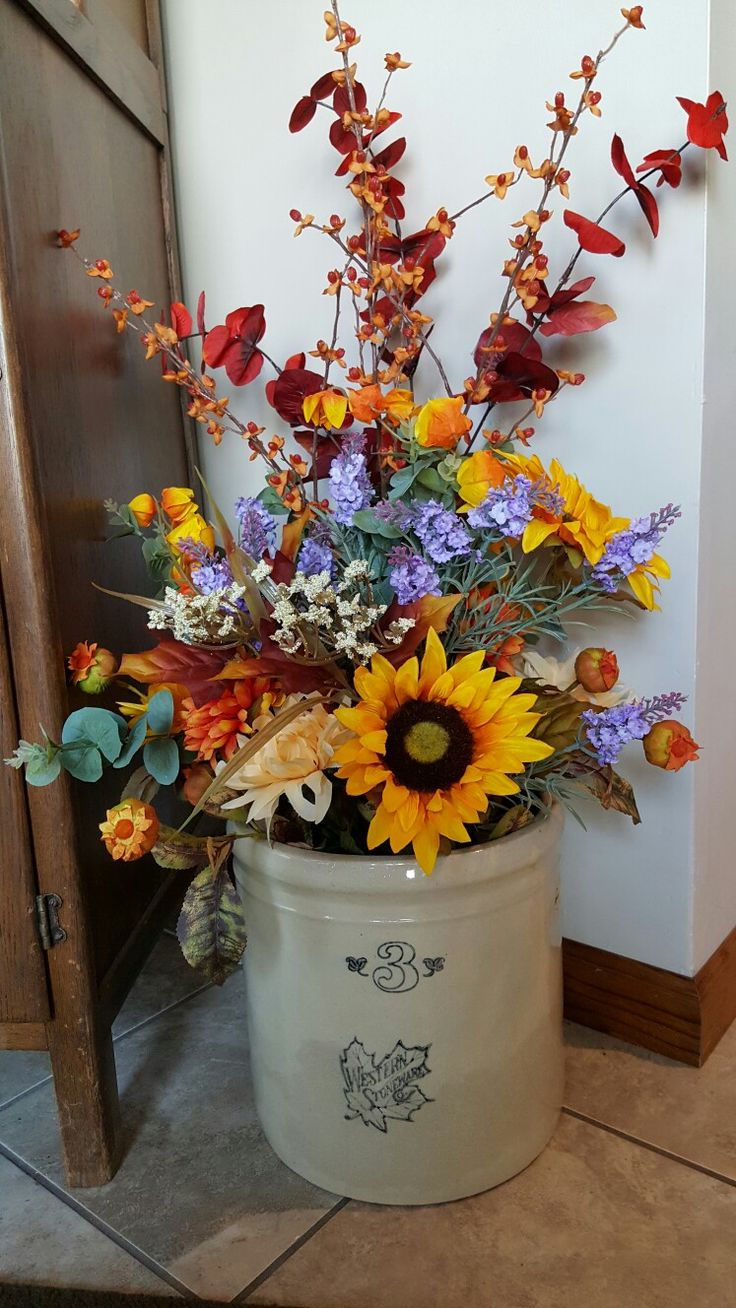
(229, 1198, 352, 1304)
(0, 981, 212, 1116)
(0, 1139, 200, 1300)
(562, 1105, 736, 1187)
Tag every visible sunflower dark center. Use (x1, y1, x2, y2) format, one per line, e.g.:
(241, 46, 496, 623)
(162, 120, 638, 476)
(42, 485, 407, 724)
(384, 700, 474, 792)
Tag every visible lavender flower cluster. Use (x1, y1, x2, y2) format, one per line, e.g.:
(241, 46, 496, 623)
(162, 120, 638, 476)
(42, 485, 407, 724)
(388, 546, 441, 604)
(582, 691, 688, 766)
(235, 497, 277, 559)
(410, 500, 472, 563)
(328, 449, 374, 526)
(592, 505, 681, 592)
(468, 475, 564, 538)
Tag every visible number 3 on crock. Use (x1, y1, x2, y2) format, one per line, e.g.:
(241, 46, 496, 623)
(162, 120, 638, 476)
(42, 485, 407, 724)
(372, 941, 419, 992)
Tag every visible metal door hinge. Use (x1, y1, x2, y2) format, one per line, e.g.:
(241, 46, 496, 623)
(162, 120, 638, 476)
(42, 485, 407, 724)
(35, 894, 67, 951)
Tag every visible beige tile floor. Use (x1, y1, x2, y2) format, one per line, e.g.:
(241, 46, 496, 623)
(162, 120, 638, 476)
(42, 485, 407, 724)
(1, 933, 734, 1306)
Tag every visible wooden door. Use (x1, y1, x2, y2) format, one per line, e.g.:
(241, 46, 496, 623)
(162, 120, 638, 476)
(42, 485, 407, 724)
(0, 0, 193, 1183)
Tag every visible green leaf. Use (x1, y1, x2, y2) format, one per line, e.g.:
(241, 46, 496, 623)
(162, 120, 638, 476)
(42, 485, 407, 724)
(147, 689, 174, 736)
(351, 510, 402, 540)
(416, 467, 446, 493)
(61, 708, 126, 763)
(60, 742, 103, 782)
(388, 465, 420, 499)
(114, 504, 140, 534)
(113, 717, 148, 769)
(151, 823, 210, 871)
(25, 750, 63, 787)
(257, 486, 290, 516)
(141, 535, 176, 587)
(177, 865, 247, 984)
(143, 736, 180, 785)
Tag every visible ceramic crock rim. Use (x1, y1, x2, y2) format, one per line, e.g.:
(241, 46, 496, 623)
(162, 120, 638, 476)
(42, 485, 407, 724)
(230, 800, 563, 890)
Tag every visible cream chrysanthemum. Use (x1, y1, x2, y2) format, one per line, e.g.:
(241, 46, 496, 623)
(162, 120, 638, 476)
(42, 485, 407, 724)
(218, 696, 348, 827)
(333, 629, 553, 873)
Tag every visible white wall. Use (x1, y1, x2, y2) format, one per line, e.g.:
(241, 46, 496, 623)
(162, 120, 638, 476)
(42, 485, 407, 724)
(163, 0, 733, 973)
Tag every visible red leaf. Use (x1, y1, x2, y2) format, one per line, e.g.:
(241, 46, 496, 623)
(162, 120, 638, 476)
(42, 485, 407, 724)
(294, 429, 339, 480)
(380, 595, 463, 666)
(495, 352, 560, 397)
(677, 91, 728, 160)
(333, 81, 368, 116)
(539, 300, 617, 337)
(564, 210, 626, 257)
(196, 290, 206, 337)
(267, 367, 324, 425)
(384, 177, 406, 221)
(534, 275, 596, 317)
(169, 301, 193, 338)
(289, 96, 317, 133)
(635, 184, 659, 237)
(637, 149, 682, 188)
(118, 639, 231, 707)
(368, 111, 401, 141)
(329, 117, 356, 154)
(611, 133, 637, 188)
(203, 305, 266, 386)
(474, 320, 542, 371)
(310, 71, 336, 100)
(372, 137, 406, 171)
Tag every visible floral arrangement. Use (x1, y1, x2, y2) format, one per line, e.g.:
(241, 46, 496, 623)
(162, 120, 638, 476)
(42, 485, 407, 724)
(7, 4, 725, 982)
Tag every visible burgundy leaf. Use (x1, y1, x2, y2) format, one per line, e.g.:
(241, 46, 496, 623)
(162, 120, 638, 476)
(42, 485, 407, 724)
(289, 96, 317, 133)
(333, 81, 368, 116)
(372, 136, 407, 171)
(474, 320, 542, 371)
(196, 290, 206, 338)
(310, 71, 337, 100)
(267, 367, 324, 426)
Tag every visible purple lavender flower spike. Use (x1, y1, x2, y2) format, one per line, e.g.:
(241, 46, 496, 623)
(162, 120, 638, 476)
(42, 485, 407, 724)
(191, 557, 235, 594)
(328, 448, 374, 526)
(298, 538, 334, 578)
(582, 690, 688, 766)
(235, 497, 277, 558)
(388, 546, 441, 604)
(410, 500, 473, 563)
(593, 504, 681, 593)
(467, 475, 536, 537)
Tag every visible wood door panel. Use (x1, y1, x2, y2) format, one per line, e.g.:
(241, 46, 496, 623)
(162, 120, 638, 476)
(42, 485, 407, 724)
(0, 0, 191, 979)
(0, 582, 50, 1024)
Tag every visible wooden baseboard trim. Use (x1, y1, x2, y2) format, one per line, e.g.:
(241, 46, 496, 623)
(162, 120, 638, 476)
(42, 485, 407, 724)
(563, 924, 736, 1066)
(0, 1021, 48, 1051)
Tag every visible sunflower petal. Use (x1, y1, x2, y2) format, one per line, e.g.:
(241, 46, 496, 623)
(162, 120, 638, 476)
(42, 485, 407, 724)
(413, 823, 441, 875)
(367, 804, 394, 850)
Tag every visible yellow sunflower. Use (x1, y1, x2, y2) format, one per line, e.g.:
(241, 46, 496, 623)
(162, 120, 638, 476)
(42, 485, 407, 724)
(500, 453, 627, 566)
(622, 547, 670, 611)
(333, 629, 553, 874)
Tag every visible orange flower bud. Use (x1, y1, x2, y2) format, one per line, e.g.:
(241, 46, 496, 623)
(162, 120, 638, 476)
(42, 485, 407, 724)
(643, 721, 699, 772)
(415, 396, 472, 450)
(181, 763, 214, 807)
(575, 647, 619, 694)
(67, 641, 118, 693)
(128, 493, 157, 528)
(161, 486, 196, 525)
(99, 799, 160, 862)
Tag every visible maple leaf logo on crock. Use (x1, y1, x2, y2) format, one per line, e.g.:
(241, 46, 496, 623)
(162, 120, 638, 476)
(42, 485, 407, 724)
(340, 1038, 433, 1132)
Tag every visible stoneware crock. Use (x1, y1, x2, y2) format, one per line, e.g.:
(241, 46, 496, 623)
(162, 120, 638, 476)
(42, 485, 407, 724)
(231, 802, 564, 1206)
